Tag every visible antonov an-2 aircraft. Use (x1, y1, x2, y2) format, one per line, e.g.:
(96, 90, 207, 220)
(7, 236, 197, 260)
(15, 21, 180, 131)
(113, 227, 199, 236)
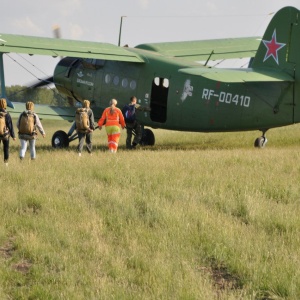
(0, 6, 299, 148)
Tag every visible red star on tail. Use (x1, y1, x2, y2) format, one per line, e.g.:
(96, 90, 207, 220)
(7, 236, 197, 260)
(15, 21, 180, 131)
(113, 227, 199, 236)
(262, 29, 286, 65)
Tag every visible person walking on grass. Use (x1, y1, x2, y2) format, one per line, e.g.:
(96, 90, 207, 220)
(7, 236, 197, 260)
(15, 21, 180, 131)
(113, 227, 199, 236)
(0, 98, 16, 166)
(122, 96, 143, 149)
(68, 99, 95, 156)
(98, 99, 125, 153)
(17, 101, 45, 161)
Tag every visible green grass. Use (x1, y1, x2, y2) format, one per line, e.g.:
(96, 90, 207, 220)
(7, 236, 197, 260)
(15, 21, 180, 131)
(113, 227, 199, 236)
(0, 119, 300, 299)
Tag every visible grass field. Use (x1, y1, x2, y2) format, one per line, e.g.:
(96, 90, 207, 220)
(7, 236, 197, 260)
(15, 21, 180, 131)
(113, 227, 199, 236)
(0, 119, 300, 299)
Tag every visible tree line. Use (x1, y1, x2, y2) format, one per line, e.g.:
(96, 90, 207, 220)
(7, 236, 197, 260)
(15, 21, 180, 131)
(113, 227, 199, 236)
(6, 85, 69, 107)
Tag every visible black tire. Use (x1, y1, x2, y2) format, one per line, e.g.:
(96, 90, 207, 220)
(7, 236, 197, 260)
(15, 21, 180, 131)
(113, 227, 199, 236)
(52, 130, 70, 148)
(254, 137, 265, 148)
(140, 128, 155, 146)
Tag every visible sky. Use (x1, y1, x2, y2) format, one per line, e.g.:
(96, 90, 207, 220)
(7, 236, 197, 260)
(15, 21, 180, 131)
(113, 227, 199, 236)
(1, 0, 300, 86)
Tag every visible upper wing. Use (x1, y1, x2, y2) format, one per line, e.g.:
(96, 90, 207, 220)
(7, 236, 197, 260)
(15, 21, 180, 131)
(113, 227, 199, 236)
(135, 37, 261, 61)
(0, 33, 144, 63)
(0, 34, 260, 64)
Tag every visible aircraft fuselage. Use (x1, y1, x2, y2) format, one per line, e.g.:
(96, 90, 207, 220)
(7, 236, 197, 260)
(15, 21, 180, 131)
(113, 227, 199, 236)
(53, 49, 295, 134)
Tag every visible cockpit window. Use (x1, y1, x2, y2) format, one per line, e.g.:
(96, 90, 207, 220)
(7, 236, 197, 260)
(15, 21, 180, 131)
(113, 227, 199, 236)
(82, 59, 105, 69)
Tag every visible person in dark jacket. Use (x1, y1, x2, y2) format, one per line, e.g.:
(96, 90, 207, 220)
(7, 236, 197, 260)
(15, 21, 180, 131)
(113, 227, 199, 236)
(122, 96, 146, 149)
(0, 98, 16, 166)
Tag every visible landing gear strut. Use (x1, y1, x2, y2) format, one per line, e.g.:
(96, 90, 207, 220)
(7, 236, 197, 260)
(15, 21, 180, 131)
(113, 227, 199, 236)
(254, 130, 268, 148)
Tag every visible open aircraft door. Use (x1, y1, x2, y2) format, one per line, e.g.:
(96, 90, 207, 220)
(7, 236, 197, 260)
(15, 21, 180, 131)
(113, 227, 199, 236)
(150, 76, 169, 123)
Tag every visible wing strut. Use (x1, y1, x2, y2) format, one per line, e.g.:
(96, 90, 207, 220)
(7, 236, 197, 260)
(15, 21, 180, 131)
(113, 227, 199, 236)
(0, 53, 14, 108)
(204, 50, 214, 66)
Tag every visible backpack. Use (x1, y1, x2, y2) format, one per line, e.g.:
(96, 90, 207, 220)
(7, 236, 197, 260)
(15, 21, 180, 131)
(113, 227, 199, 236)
(75, 108, 90, 132)
(0, 112, 9, 140)
(19, 111, 36, 135)
(122, 104, 136, 123)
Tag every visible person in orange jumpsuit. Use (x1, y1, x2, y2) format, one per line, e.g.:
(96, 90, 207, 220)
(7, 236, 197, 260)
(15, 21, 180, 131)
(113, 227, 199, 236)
(98, 99, 125, 153)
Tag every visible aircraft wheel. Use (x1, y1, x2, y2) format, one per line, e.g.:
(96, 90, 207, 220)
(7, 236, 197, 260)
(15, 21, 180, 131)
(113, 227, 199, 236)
(254, 136, 267, 148)
(140, 128, 155, 146)
(52, 130, 70, 148)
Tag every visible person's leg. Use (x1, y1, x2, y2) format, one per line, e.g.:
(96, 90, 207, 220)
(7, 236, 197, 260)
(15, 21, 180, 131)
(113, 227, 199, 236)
(29, 139, 36, 159)
(86, 132, 92, 153)
(19, 139, 28, 159)
(126, 126, 133, 149)
(110, 127, 121, 153)
(106, 125, 121, 152)
(132, 123, 142, 148)
(3, 138, 9, 163)
(77, 132, 85, 154)
(105, 127, 112, 151)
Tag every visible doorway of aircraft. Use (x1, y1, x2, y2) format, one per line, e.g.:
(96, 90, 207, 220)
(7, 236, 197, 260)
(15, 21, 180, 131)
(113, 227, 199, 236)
(150, 77, 169, 123)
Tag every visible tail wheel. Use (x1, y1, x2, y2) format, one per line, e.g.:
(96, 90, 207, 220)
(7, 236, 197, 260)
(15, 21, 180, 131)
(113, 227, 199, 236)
(254, 136, 267, 148)
(140, 128, 155, 146)
(52, 130, 70, 148)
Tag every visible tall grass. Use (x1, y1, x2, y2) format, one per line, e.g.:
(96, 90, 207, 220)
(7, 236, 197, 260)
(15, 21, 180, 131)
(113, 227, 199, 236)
(0, 119, 300, 299)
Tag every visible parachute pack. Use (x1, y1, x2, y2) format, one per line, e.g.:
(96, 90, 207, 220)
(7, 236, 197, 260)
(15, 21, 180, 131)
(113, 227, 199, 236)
(75, 108, 90, 133)
(0, 112, 9, 140)
(19, 111, 36, 138)
(122, 104, 136, 123)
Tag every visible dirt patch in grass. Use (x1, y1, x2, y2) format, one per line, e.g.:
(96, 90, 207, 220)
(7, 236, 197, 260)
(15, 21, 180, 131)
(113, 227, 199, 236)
(12, 260, 32, 274)
(1, 238, 32, 274)
(210, 261, 241, 291)
(0, 238, 15, 259)
(199, 258, 242, 294)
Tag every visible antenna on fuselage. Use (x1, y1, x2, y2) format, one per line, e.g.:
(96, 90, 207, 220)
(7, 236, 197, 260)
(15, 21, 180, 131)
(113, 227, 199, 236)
(118, 16, 127, 47)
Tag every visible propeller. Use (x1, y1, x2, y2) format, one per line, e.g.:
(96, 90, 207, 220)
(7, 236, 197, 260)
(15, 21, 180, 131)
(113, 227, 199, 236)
(31, 26, 62, 88)
(52, 25, 61, 39)
(26, 26, 61, 89)
(29, 76, 54, 88)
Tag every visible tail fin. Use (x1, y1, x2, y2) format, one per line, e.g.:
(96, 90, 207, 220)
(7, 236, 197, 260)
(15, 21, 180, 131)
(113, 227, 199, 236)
(251, 6, 299, 76)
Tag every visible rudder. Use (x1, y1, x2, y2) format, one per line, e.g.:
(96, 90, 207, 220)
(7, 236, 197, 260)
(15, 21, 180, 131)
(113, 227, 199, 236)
(251, 6, 299, 76)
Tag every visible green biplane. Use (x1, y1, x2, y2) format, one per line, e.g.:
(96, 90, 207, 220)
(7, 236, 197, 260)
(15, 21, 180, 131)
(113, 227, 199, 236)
(0, 6, 299, 148)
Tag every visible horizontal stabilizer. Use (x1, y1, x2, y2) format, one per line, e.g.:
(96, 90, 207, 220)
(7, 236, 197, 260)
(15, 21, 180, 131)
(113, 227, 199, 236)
(7, 102, 76, 121)
(6, 98, 14, 109)
(7, 102, 105, 121)
(178, 67, 294, 83)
